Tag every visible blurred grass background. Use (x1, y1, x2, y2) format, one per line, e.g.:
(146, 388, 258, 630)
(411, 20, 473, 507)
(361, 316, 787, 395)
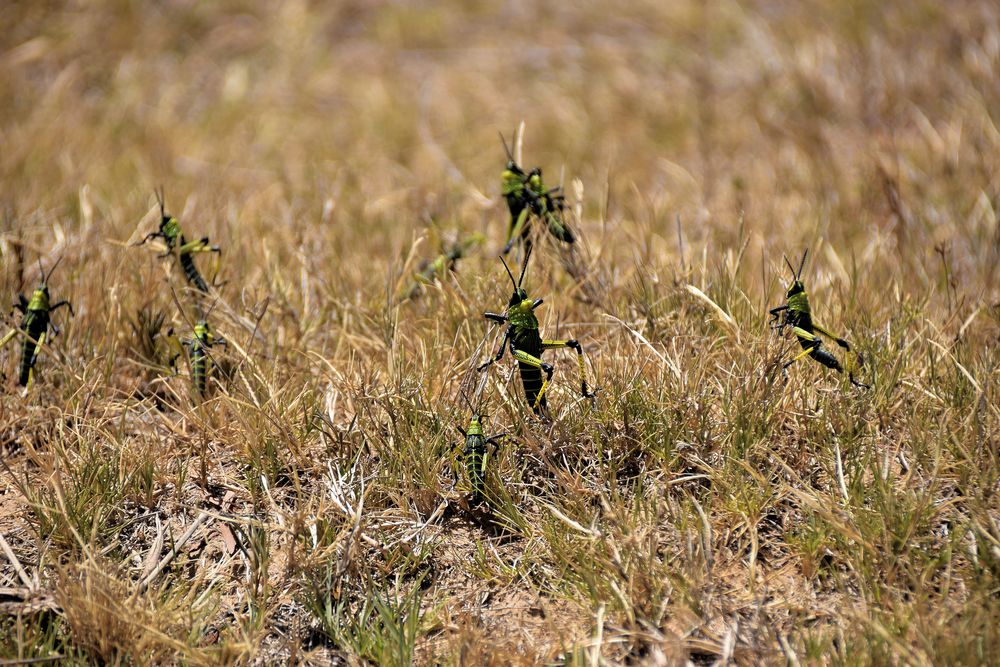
(0, 0, 998, 664)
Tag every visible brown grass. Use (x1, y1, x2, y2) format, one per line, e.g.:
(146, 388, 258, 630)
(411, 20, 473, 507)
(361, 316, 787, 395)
(1, 0, 998, 664)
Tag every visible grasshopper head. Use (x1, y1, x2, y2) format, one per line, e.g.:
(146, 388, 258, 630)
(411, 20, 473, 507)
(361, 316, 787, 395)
(468, 412, 484, 433)
(527, 168, 543, 190)
(508, 287, 530, 308)
(500, 132, 528, 197)
(499, 245, 534, 310)
(155, 188, 179, 237)
(499, 132, 524, 177)
(504, 160, 524, 176)
(783, 250, 809, 299)
(28, 286, 49, 311)
(29, 257, 60, 310)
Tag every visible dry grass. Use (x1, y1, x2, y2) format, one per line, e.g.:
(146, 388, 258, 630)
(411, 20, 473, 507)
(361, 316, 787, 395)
(1, 0, 998, 664)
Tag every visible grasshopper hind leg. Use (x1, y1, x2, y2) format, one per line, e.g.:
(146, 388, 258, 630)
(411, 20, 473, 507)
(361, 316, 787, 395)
(808, 347, 844, 373)
(810, 346, 869, 388)
(800, 345, 869, 389)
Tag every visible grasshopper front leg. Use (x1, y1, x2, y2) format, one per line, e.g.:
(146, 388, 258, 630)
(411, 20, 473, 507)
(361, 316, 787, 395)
(477, 325, 510, 372)
(50, 300, 74, 317)
(768, 305, 788, 330)
(485, 434, 505, 452)
(0, 328, 18, 349)
(133, 231, 164, 247)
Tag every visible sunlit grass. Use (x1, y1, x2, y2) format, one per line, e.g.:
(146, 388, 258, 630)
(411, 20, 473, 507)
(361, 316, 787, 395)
(1, 0, 998, 664)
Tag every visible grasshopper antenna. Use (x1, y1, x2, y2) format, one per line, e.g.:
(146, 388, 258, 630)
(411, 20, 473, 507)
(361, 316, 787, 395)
(517, 244, 532, 288)
(783, 254, 796, 278)
(204, 295, 221, 320)
(459, 389, 477, 415)
(499, 255, 517, 290)
(797, 249, 809, 280)
(499, 132, 514, 163)
(44, 255, 63, 284)
(191, 293, 219, 322)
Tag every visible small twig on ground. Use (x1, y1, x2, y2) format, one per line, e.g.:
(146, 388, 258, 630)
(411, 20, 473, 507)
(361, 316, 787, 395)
(0, 531, 34, 590)
(137, 511, 209, 593)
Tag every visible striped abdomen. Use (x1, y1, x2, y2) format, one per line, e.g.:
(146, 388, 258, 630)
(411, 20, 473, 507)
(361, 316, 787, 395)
(512, 327, 545, 412)
(178, 236, 210, 293)
(19, 312, 47, 386)
(191, 342, 207, 396)
(464, 434, 487, 499)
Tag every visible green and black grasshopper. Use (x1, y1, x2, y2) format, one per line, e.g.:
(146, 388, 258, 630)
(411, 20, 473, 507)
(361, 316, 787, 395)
(453, 396, 505, 504)
(135, 188, 220, 294)
(499, 133, 574, 255)
(401, 233, 485, 300)
(769, 249, 867, 388)
(478, 246, 596, 415)
(169, 319, 225, 399)
(188, 319, 225, 398)
(1, 258, 73, 389)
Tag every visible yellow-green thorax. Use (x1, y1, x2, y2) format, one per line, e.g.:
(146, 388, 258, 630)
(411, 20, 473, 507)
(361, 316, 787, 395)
(161, 216, 181, 246)
(787, 284, 810, 314)
(466, 414, 484, 437)
(194, 320, 213, 343)
(507, 295, 538, 330)
(27, 287, 49, 312)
